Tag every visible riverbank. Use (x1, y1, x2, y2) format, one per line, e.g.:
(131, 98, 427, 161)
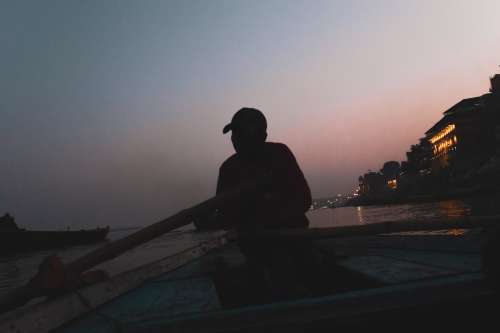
(345, 185, 500, 207)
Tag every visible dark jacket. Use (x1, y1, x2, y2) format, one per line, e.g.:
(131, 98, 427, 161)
(215, 142, 311, 231)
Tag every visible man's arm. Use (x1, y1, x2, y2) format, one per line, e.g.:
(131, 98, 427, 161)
(277, 144, 312, 213)
(194, 164, 236, 230)
(258, 144, 311, 227)
(215, 164, 244, 229)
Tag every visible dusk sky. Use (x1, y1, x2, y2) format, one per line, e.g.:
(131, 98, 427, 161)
(2, 0, 500, 229)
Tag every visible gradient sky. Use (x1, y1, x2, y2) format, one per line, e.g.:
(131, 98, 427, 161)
(2, 0, 500, 229)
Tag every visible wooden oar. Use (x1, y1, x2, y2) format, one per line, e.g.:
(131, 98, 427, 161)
(0, 181, 257, 315)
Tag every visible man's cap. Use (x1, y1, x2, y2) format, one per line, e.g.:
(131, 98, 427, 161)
(223, 108, 267, 134)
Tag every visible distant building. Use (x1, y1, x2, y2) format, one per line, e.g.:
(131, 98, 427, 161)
(489, 74, 500, 154)
(380, 161, 401, 190)
(490, 73, 500, 94)
(358, 171, 386, 196)
(356, 74, 500, 195)
(425, 75, 500, 174)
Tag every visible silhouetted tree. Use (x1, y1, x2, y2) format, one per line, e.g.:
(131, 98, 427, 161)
(380, 161, 400, 180)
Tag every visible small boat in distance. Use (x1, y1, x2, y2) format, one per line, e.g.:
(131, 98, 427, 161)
(0, 213, 109, 254)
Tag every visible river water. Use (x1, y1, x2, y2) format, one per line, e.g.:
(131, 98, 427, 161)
(1, 197, 499, 299)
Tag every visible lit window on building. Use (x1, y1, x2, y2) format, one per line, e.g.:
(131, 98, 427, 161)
(429, 123, 458, 157)
(429, 124, 455, 144)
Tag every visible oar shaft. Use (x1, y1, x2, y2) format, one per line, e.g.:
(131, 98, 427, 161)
(67, 185, 247, 274)
(67, 210, 190, 273)
(0, 183, 252, 315)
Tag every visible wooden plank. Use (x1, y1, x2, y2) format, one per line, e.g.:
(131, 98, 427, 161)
(318, 231, 482, 281)
(358, 249, 481, 273)
(336, 256, 457, 284)
(0, 232, 227, 333)
(258, 215, 500, 240)
(152, 243, 245, 283)
(325, 231, 482, 256)
(57, 277, 221, 333)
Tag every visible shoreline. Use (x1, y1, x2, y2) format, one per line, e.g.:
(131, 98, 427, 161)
(343, 186, 500, 208)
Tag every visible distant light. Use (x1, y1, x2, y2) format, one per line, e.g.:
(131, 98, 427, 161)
(430, 124, 456, 144)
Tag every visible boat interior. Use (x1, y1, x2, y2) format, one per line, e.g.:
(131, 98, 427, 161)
(52, 227, 499, 333)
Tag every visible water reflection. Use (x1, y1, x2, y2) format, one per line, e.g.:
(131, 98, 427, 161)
(307, 199, 473, 228)
(447, 229, 466, 237)
(356, 206, 365, 225)
(463, 194, 500, 216)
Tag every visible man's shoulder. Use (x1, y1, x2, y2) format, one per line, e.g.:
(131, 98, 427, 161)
(219, 142, 294, 171)
(220, 153, 239, 171)
(265, 142, 294, 158)
(266, 142, 290, 151)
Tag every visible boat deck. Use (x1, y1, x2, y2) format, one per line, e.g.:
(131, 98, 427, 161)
(51, 227, 497, 333)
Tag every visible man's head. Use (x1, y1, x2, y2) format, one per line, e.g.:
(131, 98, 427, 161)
(223, 108, 267, 156)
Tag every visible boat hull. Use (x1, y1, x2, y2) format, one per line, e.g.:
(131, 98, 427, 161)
(1, 221, 498, 333)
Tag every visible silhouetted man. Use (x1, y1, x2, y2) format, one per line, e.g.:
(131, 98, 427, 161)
(216, 107, 311, 233)
(198, 107, 313, 297)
